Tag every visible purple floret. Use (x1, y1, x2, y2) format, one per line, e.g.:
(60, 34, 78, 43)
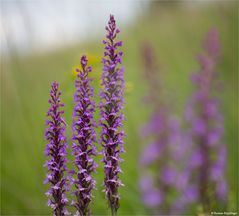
(99, 14, 125, 215)
(44, 81, 69, 216)
(71, 55, 97, 216)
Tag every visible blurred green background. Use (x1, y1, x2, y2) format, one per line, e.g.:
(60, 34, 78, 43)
(1, 1, 238, 215)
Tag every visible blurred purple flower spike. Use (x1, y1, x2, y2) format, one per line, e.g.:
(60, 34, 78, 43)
(44, 81, 69, 216)
(203, 28, 220, 57)
(185, 28, 227, 211)
(100, 15, 125, 215)
(140, 176, 163, 208)
(71, 55, 97, 216)
(139, 43, 188, 214)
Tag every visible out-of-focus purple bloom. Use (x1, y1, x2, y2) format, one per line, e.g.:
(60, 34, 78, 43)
(71, 55, 97, 216)
(189, 150, 203, 168)
(210, 145, 226, 182)
(172, 185, 198, 213)
(192, 118, 207, 135)
(99, 15, 125, 215)
(185, 28, 227, 211)
(203, 28, 220, 57)
(176, 169, 190, 191)
(139, 142, 162, 166)
(139, 175, 154, 192)
(160, 167, 178, 185)
(216, 180, 227, 200)
(142, 190, 163, 208)
(207, 129, 221, 147)
(140, 176, 163, 208)
(139, 43, 187, 214)
(140, 125, 185, 213)
(44, 81, 69, 216)
(184, 185, 198, 201)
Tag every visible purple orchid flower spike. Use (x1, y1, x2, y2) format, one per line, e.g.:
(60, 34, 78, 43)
(71, 55, 97, 216)
(185, 28, 227, 212)
(44, 81, 69, 216)
(139, 43, 191, 215)
(99, 15, 125, 216)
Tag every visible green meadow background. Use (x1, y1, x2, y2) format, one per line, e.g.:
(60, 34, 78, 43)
(1, 1, 238, 215)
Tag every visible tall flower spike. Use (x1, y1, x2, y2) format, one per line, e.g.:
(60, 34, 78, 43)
(72, 55, 97, 216)
(100, 14, 125, 215)
(139, 43, 189, 215)
(185, 28, 227, 212)
(44, 81, 69, 216)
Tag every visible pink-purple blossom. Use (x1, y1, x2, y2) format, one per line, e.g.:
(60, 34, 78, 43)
(71, 55, 97, 216)
(99, 15, 125, 215)
(185, 28, 227, 211)
(139, 43, 187, 214)
(44, 81, 69, 216)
